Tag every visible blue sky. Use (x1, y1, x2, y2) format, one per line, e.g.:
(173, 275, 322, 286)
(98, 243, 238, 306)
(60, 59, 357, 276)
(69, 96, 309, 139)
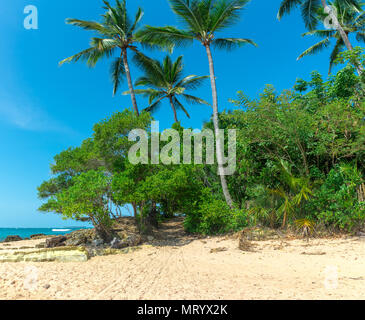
(0, 0, 361, 227)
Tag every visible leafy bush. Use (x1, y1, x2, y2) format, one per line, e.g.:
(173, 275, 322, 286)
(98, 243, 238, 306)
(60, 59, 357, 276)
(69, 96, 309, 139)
(184, 191, 248, 234)
(307, 164, 365, 231)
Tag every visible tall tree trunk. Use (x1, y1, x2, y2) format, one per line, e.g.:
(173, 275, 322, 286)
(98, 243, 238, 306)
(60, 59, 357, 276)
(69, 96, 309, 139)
(122, 48, 140, 115)
(204, 43, 234, 209)
(168, 96, 178, 123)
(321, 0, 363, 75)
(122, 50, 140, 225)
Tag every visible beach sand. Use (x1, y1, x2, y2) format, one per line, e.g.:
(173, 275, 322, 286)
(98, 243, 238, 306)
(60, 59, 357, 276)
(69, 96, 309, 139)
(0, 223, 364, 300)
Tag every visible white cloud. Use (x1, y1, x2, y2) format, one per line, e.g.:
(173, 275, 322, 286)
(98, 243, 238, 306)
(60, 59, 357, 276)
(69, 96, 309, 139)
(0, 97, 75, 134)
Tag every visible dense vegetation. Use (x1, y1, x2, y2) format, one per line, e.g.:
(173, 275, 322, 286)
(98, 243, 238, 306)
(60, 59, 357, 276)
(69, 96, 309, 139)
(38, 0, 364, 240)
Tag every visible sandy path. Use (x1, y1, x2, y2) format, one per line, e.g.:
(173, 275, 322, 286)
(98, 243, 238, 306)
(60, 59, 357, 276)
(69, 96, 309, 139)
(0, 221, 364, 300)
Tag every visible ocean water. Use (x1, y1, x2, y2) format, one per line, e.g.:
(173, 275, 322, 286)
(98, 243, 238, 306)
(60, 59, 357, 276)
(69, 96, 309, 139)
(0, 227, 89, 242)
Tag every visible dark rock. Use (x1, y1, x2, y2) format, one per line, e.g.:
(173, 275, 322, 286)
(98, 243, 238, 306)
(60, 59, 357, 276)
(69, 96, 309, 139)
(30, 234, 47, 239)
(35, 242, 46, 249)
(4, 235, 22, 243)
(356, 231, 365, 237)
(92, 239, 104, 247)
(65, 229, 95, 246)
(110, 238, 127, 249)
(45, 236, 67, 248)
(110, 234, 142, 249)
(125, 234, 142, 247)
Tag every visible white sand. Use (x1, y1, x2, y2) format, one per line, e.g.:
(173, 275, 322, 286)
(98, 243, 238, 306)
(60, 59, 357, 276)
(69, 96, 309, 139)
(0, 235, 364, 300)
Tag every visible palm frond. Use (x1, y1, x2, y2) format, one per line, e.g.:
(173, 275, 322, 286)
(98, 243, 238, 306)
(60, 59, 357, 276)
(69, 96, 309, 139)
(301, 0, 321, 30)
(297, 37, 330, 60)
(277, 0, 302, 20)
(130, 7, 144, 34)
(110, 57, 125, 95)
(181, 93, 210, 105)
(144, 96, 165, 113)
(65, 19, 109, 34)
(173, 97, 191, 118)
(123, 89, 165, 104)
(135, 76, 161, 89)
(59, 47, 95, 66)
(212, 37, 258, 50)
(341, 0, 362, 12)
(176, 75, 209, 90)
(170, 56, 184, 83)
(136, 26, 194, 49)
(209, 0, 250, 33)
(169, 0, 204, 32)
(301, 29, 336, 37)
(133, 52, 165, 85)
(329, 38, 344, 73)
(59, 46, 111, 67)
(90, 38, 118, 52)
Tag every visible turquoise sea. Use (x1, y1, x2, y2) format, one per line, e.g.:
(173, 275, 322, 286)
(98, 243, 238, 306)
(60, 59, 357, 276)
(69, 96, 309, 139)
(0, 227, 89, 242)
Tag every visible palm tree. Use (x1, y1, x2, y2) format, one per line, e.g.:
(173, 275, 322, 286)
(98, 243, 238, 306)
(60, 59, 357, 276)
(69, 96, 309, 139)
(137, 0, 257, 208)
(125, 54, 209, 123)
(59, 0, 145, 115)
(297, 1, 365, 73)
(277, 0, 363, 74)
(268, 161, 314, 228)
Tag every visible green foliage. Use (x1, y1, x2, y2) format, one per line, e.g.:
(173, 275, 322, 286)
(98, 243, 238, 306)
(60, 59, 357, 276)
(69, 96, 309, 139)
(184, 189, 248, 234)
(306, 164, 364, 231)
(57, 169, 114, 240)
(137, 0, 257, 50)
(59, 0, 145, 95)
(93, 109, 152, 171)
(295, 2, 365, 73)
(224, 65, 365, 231)
(277, 0, 362, 31)
(126, 53, 209, 122)
(39, 0, 365, 236)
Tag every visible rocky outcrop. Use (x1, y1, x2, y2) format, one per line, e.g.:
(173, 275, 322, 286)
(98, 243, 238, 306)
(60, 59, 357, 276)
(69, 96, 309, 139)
(110, 234, 142, 249)
(4, 235, 22, 243)
(64, 229, 96, 246)
(0, 247, 89, 262)
(30, 234, 48, 240)
(86, 246, 142, 258)
(45, 236, 67, 248)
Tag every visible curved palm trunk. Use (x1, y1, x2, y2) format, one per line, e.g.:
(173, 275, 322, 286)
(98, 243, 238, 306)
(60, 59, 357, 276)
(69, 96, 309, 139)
(204, 43, 234, 209)
(168, 96, 179, 123)
(122, 48, 140, 116)
(321, 0, 363, 75)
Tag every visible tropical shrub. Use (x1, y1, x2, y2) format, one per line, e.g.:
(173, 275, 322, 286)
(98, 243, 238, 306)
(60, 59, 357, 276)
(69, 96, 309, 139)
(184, 190, 248, 234)
(306, 164, 365, 231)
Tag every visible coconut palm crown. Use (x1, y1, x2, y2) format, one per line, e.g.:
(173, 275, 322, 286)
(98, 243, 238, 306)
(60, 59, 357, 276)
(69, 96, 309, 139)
(125, 54, 209, 123)
(277, 0, 361, 30)
(136, 0, 257, 209)
(59, 0, 146, 115)
(136, 0, 257, 50)
(297, 1, 365, 73)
